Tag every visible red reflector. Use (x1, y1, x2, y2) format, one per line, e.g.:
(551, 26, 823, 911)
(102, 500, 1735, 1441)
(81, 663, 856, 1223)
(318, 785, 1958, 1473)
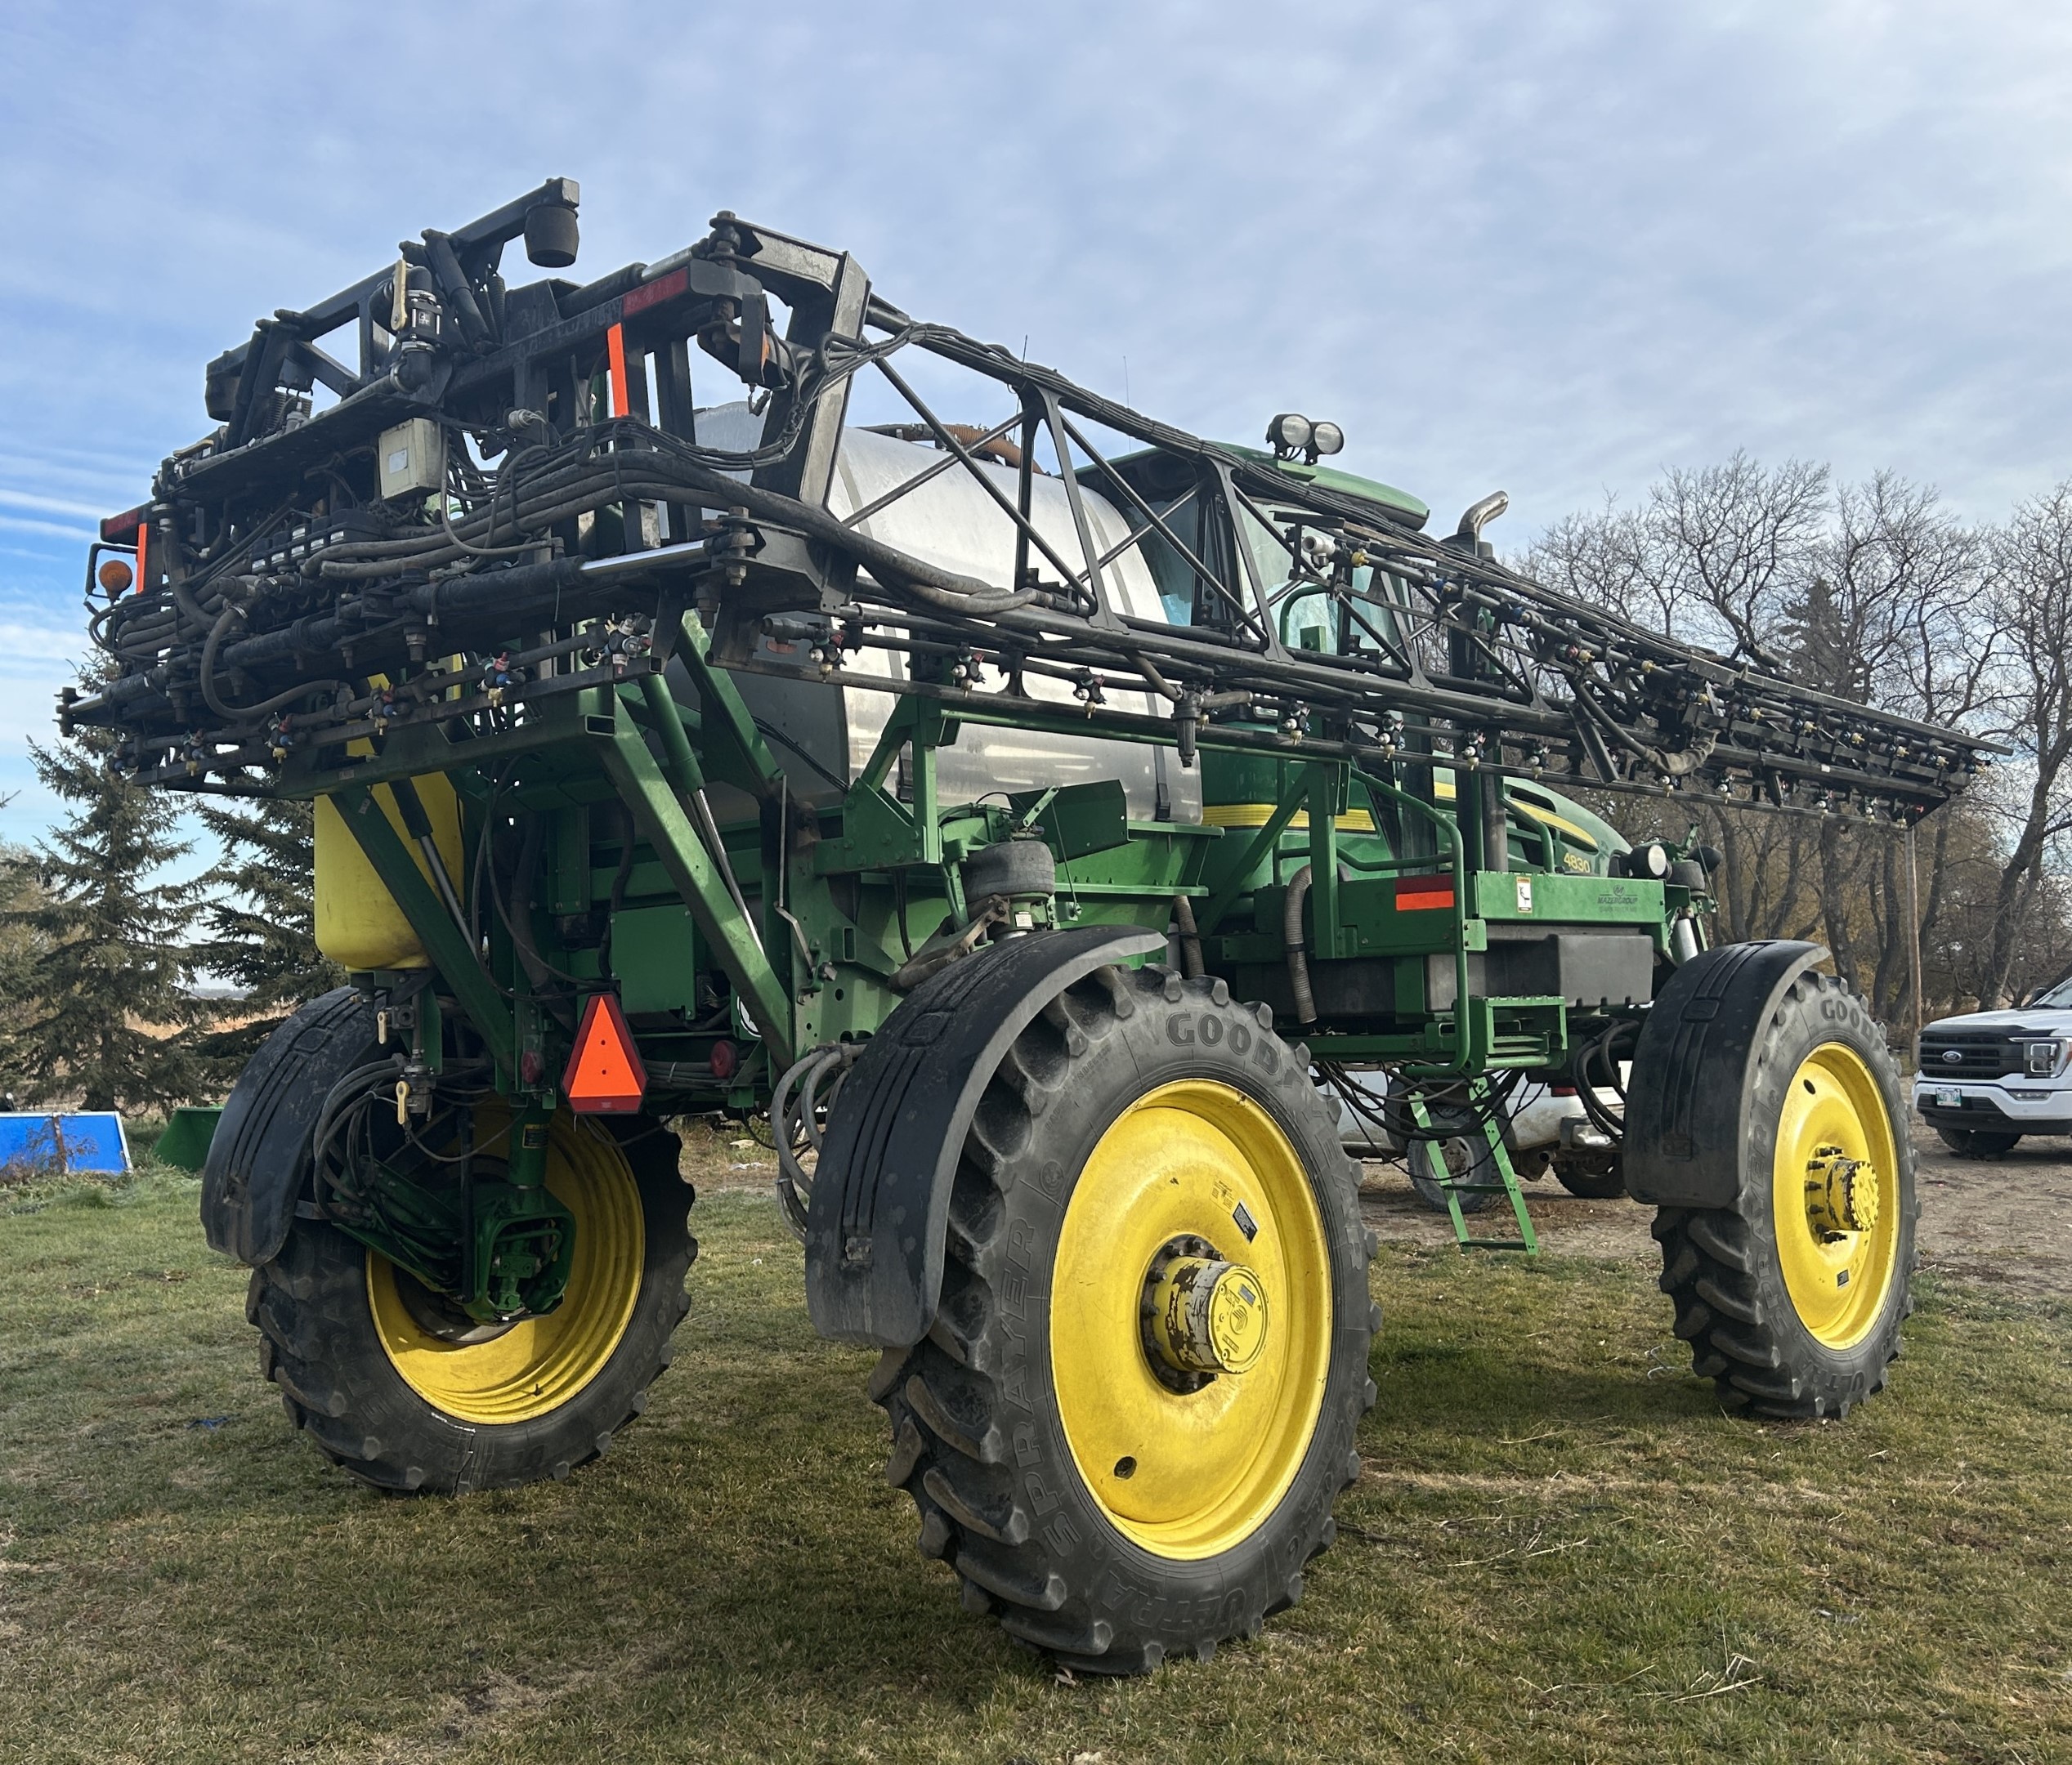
(622, 266, 687, 317)
(708, 1037, 738, 1081)
(1550, 1084, 1577, 1097)
(100, 503, 149, 543)
(562, 993, 648, 1113)
(1394, 877, 1455, 912)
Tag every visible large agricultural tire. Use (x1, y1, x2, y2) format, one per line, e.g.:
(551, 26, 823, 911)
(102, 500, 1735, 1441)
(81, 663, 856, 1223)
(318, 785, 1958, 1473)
(1650, 969, 1916, 1420)
(871, 964, 1378, 1674)
(249, 1107, 693, 1493)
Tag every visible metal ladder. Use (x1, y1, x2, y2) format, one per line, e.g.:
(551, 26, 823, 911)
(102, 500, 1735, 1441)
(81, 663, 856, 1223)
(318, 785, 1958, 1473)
(1407, 1085, 1538, 1253)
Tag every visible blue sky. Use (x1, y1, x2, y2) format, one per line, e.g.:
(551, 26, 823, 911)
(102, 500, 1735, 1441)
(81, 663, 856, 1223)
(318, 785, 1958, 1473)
(3, 0, 2070, 851)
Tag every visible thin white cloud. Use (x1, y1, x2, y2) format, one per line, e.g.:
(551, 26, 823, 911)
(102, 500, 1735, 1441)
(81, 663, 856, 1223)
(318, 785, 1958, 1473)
(0, 487, 110, 520)
(0, 514, 96, 541)
(0, 618, 87, 660)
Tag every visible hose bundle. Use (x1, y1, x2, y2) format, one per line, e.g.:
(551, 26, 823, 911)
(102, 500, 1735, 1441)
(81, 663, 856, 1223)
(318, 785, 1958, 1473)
(769, 1042, 865, 1243)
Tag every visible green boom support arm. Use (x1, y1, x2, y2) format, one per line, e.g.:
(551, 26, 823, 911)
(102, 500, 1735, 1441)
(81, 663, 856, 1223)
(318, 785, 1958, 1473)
(330, 781, 517, 1075)
(600, 693, 798, 1070)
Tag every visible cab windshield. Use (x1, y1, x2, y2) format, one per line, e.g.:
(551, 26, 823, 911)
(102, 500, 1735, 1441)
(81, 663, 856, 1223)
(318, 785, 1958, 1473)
(1135, 495, 1408, 661)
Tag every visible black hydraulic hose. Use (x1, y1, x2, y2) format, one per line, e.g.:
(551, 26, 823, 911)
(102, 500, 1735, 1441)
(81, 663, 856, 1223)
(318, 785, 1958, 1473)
(1284, 864, 1318, 1026)
(310, 1054, 408, 1195)
(307, 432, 1039, 612)
(1173, 894, 1205, 979)
(199, 601, 351, 721)
(1319, 1064, 1390, 1154)
(799, 1048, 854, 1154)
(751, 717, 849, 795)
(771, 1043, 849, 1243)
(194, 471, 1026, 700)
(169, 570, 220, 637)
(1363, 1067, 1524, 1148)
(488, 815, 584, 1019)
(189, 556, 586, 682)
(1571, 1022, 1634, 1141)
(595, 801, 638, 981)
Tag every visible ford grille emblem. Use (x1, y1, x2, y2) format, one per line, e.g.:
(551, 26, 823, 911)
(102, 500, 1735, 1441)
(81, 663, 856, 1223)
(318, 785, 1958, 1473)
(1943, 1049, 1963, 1063)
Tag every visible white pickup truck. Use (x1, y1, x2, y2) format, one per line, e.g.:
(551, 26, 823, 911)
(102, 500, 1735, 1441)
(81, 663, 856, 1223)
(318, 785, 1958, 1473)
(1334, 1071, 1624, 1209)
(1913, 986, 2072, 1155)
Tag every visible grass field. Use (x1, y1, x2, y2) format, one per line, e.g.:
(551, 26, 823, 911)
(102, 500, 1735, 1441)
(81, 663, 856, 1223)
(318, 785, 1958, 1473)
(2, 1156, 2068, 1764)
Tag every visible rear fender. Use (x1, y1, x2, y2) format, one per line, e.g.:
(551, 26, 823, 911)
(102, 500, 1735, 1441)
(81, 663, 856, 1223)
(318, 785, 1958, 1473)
(202, 985, 378, 1265)
(804, 923, 1164, 1347)
(1624, 939, 1828, 1208)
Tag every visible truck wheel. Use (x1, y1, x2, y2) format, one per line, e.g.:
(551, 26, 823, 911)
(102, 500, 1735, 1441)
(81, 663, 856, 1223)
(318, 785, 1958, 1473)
(1554, 1158, 1626, 1200)
(1935, 1126, 2020, 1157)
(873, 965, 1377, 1673)
(1651, 971, 1915, 1419)
(250, 1104, 693, 1492)
(1404, 1132, 1499, 1213)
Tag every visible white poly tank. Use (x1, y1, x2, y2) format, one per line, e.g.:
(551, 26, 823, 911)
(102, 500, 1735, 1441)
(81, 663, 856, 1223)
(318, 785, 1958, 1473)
(690, 406, 1200, 825)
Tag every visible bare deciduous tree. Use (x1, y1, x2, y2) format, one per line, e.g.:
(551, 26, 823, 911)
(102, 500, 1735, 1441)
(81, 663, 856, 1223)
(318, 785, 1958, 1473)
(1520, 457, 2063, 1029)
(1974, 484, 2072, 1005)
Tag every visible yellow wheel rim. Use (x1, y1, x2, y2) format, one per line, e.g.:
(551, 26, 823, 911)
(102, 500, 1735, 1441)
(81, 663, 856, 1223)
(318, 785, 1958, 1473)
(367, 1109, 645, 1423)
(1771, 1043, 1901, 1350)
(1049, 1079, 1332, 1560)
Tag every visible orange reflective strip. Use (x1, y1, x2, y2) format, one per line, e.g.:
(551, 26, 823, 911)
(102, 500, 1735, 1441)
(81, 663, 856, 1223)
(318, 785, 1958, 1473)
(132, 520, 150, 597)
(1394, 878, 1455, 912)
(606, 323, 631, 419)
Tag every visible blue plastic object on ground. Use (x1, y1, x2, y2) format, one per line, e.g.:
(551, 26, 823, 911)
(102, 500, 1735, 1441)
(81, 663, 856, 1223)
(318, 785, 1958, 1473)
(0, 1111, 131, 1176)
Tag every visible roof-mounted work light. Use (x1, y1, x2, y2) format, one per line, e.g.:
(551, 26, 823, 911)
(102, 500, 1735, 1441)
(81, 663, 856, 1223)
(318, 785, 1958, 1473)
(1266, 413, 1345, 465)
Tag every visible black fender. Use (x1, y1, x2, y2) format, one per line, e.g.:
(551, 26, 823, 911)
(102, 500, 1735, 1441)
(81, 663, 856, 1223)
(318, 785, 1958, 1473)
(804, 923, 1165, 1347)
(1623, 939, 1828, 1209)
(202, 985, 378, 1265)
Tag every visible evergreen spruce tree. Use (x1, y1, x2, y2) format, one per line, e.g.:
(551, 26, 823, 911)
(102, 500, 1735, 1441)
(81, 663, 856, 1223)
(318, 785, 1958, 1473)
(192, 796, 340, 1064)
(0, 731, 209, 1112)
(0, 841, 48, 1030)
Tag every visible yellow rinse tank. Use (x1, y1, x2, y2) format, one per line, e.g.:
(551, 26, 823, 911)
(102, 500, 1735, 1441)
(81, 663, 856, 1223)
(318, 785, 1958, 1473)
(314, 774, 466, 971)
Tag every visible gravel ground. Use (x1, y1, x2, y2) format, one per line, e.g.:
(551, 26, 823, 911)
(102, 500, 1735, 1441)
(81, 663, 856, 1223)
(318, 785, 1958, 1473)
(1361, 1116, 2072, 1297)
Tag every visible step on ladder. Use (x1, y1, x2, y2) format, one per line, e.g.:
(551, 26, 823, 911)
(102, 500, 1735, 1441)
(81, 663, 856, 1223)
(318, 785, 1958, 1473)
(1407, 1085, 1538, 1254)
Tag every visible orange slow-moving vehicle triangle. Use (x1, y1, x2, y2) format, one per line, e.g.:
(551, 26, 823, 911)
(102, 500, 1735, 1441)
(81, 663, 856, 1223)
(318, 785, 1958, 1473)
(563, 993, 648, 1113)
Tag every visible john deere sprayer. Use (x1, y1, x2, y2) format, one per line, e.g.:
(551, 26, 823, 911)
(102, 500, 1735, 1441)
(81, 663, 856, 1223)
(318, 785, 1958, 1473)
(66, 181, 1991, 1673)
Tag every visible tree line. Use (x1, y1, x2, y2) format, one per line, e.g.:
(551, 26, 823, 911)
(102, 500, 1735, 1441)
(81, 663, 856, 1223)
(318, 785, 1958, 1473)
(7, 453, 2071, 1114)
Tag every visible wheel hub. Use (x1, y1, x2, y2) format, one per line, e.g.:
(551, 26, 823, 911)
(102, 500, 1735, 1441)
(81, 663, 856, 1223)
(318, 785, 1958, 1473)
(1804, 1145, 1880, 1239)
(1142, 1235, 1269, 1387)
(390, 1267, 520, 1346)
